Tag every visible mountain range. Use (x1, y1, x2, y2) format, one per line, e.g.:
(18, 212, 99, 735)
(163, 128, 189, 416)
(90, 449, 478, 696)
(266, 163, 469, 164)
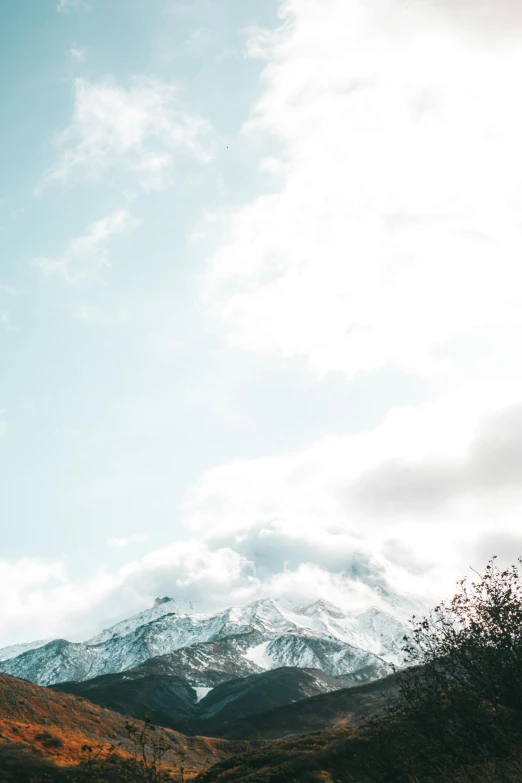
(0, 596, 409, 689)
(0, 596, 414, 781)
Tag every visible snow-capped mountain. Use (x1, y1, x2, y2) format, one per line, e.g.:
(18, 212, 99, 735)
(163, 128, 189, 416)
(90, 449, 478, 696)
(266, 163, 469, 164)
(0, 596, 411, 687)
(0, 639, 50, 663)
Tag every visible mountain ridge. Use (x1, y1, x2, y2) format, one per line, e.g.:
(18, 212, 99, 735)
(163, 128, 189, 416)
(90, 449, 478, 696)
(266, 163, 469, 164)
(0, 596, 409, 687)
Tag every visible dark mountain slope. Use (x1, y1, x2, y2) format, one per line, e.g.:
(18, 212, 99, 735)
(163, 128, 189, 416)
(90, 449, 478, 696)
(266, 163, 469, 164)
(179, 667, 343, 735)
(53, 665, 350, 734)
(210, 671, 398, 740)
(53, 669, 197, 727)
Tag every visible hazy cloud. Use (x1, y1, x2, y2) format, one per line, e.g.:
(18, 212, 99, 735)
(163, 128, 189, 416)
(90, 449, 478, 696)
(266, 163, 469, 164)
(107, 534, 149, 549)
(74, 305, 129, 326)
(41, 77, 213, 191)
(57, 0, 90, 12)
(0, 313, 17, 332)
(5, 386, 522, 645)
(69, 48, 86, 62)
(0, 285, 24, 297)
(34, 209, 140, 283)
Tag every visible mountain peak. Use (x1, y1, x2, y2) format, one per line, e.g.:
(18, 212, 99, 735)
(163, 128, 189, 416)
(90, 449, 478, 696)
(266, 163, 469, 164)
(0, 590, 414, 687)
(300, 599, 345, 618)
(153, 597, 173, 608)
(355, 604, 397, 621)
(251, 597, 280, 609)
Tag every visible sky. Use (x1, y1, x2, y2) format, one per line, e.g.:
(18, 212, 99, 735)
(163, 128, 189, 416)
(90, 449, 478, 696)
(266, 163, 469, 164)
(2, 0, 522, 646)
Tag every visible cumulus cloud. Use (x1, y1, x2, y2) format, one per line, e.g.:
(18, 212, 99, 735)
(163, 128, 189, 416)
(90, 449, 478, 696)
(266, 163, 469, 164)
(351, 402, 522, 514)
(0, 542, 250, 647)
(183, 384, 522, 602)
(5, 385, 522, 645)
(203, 0, 522, 379)
(41, 77, 212, 191)
(33, 209, 140, 282)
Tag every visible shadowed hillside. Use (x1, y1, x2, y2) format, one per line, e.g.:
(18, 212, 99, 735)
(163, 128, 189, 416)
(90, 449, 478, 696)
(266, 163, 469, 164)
(202, 671, 397, 740)
(54, 666, 373, 737)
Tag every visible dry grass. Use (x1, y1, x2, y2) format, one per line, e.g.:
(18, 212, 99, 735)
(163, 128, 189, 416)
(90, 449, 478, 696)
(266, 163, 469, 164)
(413, 754, 522, 783)
(0, 674, 255, 780)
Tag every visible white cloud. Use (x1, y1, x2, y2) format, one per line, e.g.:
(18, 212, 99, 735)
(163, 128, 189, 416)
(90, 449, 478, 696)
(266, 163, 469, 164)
(0, 411, 6, 437)
(42, 77, 213, 191)
(5, 384, 522, 645)
(203, 0, 522, 379)
(107, 534, 149, 549)
(0, 542, 250, 646)
(33, 208, 140, 283)
(183, 383, 522, 603)
(391, 0, 522, 40)
(57, 0, 90, 12)
(69, 47, 86, 62)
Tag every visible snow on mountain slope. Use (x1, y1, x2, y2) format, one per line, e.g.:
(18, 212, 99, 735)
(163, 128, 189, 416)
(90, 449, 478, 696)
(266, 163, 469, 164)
(266, 633, 387, 676)
(0, 639, 50, 663)
(244, 641, 271, 669)
(353, 605, 410, 663)
(295, 600, 375, 650)
(87, 598, 189, 645)
(0, 596, 410, 686)
(215, 599, 298, 639)
(0, 640, 100, 686)
(132, 631, 267, 687)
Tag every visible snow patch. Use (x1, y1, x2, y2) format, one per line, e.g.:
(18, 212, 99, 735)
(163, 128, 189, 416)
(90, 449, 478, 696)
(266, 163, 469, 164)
(244, 641, 270, 669)
(194, 686, 212, 702)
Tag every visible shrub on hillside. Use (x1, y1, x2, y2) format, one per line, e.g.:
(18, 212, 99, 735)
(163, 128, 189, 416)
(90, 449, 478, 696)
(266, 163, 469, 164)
(359, 557, 522, 782)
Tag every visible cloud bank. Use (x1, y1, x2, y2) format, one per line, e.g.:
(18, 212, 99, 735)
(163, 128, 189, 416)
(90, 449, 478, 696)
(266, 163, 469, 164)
(203, 0, 522, 379)
(4, 386, 522, 646)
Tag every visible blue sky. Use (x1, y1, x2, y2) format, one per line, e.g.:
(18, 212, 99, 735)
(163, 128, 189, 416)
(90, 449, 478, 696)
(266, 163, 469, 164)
(3, 0, 522, 645)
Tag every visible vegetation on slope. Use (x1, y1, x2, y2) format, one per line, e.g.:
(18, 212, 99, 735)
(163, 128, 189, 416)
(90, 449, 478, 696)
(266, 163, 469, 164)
(195, 557, 522, 782)
(0, 674, 253, 782)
